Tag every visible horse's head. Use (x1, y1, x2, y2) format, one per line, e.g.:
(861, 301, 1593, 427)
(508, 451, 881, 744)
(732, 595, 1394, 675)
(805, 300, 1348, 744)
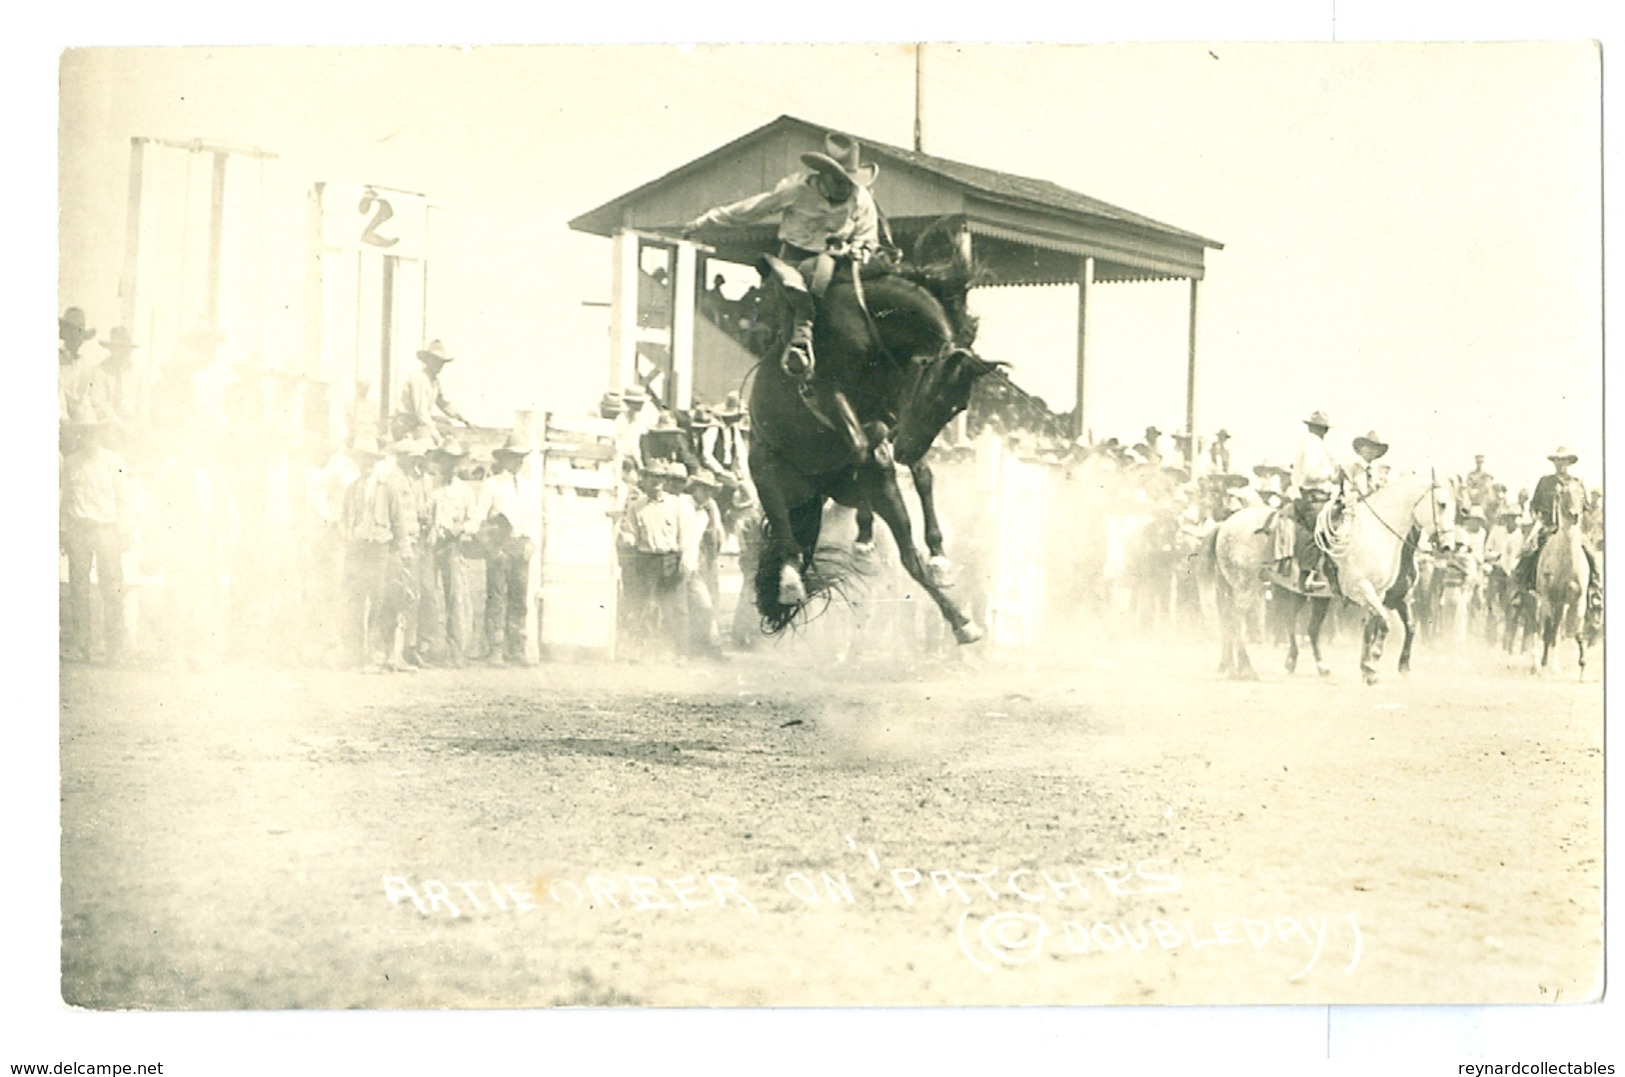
(1557, 477, 1588, 525)
(893, 347, 1005, 465)
(1424, 471, 1458, 547)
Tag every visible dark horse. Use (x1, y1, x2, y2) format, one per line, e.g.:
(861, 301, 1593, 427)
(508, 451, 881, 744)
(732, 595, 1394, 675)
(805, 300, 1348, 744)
(747, 224, 999, 643)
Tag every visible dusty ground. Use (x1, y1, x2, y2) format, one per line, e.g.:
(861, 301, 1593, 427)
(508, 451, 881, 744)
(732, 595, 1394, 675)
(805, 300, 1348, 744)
(58, 613, 1603, 1010)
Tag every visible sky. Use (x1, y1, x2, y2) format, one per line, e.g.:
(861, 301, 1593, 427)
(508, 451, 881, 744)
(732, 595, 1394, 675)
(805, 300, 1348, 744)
(56, 40, 1601, 498)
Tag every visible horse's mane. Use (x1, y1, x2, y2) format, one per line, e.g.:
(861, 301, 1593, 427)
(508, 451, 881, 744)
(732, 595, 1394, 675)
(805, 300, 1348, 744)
(888, 219, 991, 347)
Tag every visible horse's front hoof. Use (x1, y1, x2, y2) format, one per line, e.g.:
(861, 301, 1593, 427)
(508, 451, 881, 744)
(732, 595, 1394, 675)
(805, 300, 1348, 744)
(953, 621, 984, 645)
(778, 566, 807, 606)
(1285, 653, 1298, 674)
(1362, 671, 1379, 686)
(1317, 663, 1332, 677)
(1397, 661, 1410, 675)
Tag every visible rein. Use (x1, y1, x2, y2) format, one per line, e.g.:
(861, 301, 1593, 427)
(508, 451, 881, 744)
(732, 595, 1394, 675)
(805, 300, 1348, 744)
(1320, 472, 1443, 554)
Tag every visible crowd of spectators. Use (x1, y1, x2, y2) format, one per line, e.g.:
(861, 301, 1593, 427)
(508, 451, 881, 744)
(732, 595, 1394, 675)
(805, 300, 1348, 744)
(58, 308, 545, 672)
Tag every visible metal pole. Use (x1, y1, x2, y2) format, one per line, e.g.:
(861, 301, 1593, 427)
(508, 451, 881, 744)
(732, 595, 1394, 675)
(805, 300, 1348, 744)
(206, 151, 227, 330)
(1185, 277, 1200, 446)
(914, 44, 924, 152)
(1074, 255, 1094, 441)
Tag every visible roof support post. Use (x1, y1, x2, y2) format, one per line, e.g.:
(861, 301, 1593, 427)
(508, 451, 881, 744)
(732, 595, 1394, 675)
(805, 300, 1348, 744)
(608, 228, 640, 392)
(1185, 276, 1200, 451)
(1074, 255, 1094, 442)
(671, 240, 698, 409)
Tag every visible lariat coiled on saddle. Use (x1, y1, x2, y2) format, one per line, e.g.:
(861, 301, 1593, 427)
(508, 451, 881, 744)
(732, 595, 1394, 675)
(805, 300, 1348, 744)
(1314, 500, 1355, 560)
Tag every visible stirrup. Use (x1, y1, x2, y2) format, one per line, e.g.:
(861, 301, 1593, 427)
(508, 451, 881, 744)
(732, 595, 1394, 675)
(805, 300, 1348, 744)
(781, 339, 814, 381)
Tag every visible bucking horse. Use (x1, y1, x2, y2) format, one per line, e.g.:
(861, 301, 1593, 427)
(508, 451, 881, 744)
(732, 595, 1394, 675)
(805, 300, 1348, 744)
(746, 219, 1002, 643)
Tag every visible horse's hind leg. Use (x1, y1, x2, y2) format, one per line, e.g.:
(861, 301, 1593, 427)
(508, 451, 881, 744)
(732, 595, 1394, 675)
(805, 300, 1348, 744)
(1216, 580, 1237, 675)
(1393, 595, 1416, 674)
(1307, 596, 1332, 676)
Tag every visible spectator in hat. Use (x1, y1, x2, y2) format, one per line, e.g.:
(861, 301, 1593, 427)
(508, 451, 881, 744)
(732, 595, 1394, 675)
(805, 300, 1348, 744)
(641, 408, 699, 473)
(726, 478, 765, 648)
(149, 321, 225, 432)
(1208, 429, 1232, 475)
(339, 435, 417, 672)
(683, 468, 726, 657)
(428, 439, 480, 667)
(393, 438, 441, 667)
(59, 307, 100, 424)
(479, 432, 539, 666)
(81, 326, 145, 434)
(1464, 454, 1495, 513)
(618, 383, 658, 467)
(60, 421, 131, 663)
(700, 390, 749, 476)
(395, 340, 471, 445)
(627, 460, 693, 655)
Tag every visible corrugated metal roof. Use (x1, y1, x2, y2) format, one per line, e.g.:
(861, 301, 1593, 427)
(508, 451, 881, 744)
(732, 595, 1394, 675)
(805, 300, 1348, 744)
(570, 114, 1223, 253)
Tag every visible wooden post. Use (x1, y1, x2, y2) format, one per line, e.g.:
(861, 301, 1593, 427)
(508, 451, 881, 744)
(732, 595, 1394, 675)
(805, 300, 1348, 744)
(607, 228, 640, 392)
(206, 150, 228, 330)
(672, 240, 697, 408)
(1074, 255, 1094, 441)
(1185, 277, 1200, 448)
(120, 138, 144, 335)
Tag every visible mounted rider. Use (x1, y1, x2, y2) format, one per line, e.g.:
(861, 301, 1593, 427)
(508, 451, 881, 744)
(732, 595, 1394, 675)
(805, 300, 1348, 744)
(1269, 409, 1339, 593)
(1515, 445, 1602, 614)
(681, 132, 888, 459)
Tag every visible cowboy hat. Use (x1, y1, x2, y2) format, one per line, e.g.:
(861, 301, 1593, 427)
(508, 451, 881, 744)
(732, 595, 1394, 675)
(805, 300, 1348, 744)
(716, 390, 744, 419)
(622, 384, 649, 404)
(100, 326, 138, 352)
(1252, 461, 1288, 478)
(1145, 425, 1163, 438)
(1461, 510, 1488, 528)
(799, 132, 879, 190)
(687, 468, 721, 488)
(390, 437, 429, 457)
(1304, 410, 1331, 428)
(598, 391, 624, 414)
(1352, 430, 1390, 458)
(690, 406, 719, 428)
(1214, 428, 1231, 440)
(59, 307, 96, 339)
(1547, 445, 1578, 464)
(493, 432, 532, 457)
(430, 438, 469, 458)
(417, 340, 454, 364)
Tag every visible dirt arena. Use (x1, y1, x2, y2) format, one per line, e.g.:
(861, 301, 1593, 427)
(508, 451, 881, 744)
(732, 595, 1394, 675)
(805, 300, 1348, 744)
(57, 595, 1604, 1012)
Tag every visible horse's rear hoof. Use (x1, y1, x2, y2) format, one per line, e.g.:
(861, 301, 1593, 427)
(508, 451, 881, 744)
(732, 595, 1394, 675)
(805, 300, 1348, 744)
(1317, 664, 1331, 677)
(853, 540, 875, 560)
(1362, 671, 1379, 686)
(954, 621, 984, 645)
(929, 556, 955, 586)
(1285, 654, 1298, 674)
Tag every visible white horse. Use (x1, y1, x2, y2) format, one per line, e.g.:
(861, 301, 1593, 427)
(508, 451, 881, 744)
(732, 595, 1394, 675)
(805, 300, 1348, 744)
(1318, 470, 1457, 684)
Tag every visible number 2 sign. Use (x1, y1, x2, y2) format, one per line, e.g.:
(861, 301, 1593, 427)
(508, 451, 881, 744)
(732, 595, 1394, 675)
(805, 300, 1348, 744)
(357, 189, 400, 248)
(318, 182, 428, 259)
